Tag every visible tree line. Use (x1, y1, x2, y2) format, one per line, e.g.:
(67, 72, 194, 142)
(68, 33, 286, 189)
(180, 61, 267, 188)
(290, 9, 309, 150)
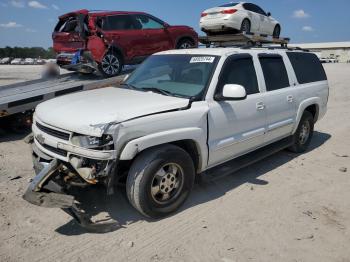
(0, 47, 56, 59)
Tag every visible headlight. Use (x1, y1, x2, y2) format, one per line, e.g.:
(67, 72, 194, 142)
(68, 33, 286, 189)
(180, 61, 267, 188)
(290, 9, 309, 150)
(71, 134, 113, 149)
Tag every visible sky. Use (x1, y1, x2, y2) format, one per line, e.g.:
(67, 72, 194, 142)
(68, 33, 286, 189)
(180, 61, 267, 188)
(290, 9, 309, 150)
(0, 0, 349, 48)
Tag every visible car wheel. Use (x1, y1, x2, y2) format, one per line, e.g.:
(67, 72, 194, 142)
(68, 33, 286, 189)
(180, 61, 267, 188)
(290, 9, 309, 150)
(240, 19, 251, 33)
(98, 51, 123, 78)
(176, 39, 194, 49)
(288, 111, 314, 153)
(126, 144, 195, 218)
(273, 25, 281, 38)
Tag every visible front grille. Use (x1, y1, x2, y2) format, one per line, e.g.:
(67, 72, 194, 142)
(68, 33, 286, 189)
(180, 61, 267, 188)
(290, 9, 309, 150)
(41, 143, 68, 157)
(36, 122, 70, 141)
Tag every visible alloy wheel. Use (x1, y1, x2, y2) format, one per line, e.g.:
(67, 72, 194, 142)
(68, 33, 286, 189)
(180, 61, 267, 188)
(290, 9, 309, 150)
(101, 54, 120, 76)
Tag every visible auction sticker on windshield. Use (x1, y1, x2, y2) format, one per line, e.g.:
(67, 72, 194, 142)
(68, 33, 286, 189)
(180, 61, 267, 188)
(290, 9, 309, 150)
(190, 57, 215, 63)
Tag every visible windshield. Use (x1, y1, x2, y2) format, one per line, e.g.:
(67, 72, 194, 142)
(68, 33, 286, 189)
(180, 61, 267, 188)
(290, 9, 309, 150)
(124, 54, 219, 99)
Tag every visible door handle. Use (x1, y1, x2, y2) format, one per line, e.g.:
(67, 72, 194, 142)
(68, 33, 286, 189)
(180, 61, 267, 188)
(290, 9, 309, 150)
(256, 102, 265, 111)
(287, 95, 294, 103)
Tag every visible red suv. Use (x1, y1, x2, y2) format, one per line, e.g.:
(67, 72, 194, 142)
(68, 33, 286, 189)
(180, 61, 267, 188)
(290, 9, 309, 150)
(53, 10, 198, 77)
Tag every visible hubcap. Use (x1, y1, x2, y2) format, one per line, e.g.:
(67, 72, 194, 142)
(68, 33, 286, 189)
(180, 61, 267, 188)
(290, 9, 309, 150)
(101, 54, 120, 75)
(151, 163, 184, 204)
(299, 121, 310, 145)
(179, 42, 192, 49)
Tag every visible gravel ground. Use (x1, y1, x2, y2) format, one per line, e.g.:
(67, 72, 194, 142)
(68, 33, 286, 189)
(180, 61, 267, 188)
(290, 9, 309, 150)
(0, 63, 349, 262)
(0, 65, 70, 86)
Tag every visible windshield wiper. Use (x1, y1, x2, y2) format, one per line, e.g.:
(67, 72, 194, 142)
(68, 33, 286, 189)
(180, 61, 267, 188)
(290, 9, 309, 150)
(120, 83, 138, 90)
(140, 87, 187, 98)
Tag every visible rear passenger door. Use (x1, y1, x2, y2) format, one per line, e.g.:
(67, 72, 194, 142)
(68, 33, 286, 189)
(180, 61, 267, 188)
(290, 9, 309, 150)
(208, 54, 267, 167)
(258, 54, 296, 143)
(100, 14, 147, 61)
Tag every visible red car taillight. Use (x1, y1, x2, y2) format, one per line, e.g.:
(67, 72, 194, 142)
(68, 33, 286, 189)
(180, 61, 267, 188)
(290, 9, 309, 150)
(201, 12, 208, 17)
(221, 9, 237, 14)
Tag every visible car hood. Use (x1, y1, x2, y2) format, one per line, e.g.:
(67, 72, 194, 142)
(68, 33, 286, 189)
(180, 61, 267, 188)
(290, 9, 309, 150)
(35, 87, 190, 137)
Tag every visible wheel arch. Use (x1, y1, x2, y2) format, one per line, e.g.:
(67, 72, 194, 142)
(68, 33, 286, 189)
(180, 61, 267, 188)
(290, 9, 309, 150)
(106, 44, 125, 64)
(175, 36, 197, 48)
(293, 99, 321, 134)
(119, 128, 208, 173)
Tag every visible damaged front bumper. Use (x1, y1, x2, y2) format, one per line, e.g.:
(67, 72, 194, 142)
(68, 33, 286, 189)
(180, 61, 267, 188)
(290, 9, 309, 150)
(23, 159, 119, 233)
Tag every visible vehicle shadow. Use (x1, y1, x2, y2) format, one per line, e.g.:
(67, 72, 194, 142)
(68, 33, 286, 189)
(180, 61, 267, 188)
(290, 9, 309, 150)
(55, 131, 331, 235)
(0, 127, 31, 142)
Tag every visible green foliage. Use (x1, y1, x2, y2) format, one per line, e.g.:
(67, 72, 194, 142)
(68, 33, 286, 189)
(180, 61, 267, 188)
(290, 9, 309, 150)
(0, 46, 56, 59)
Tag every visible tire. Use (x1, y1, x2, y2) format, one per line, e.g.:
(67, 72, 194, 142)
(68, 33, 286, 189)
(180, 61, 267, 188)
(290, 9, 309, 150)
(176, 39, 194, 49)
(126, 144, 195, 218)
(273, 25, 281, 38)
(98, 51, 123, 78)
(240, 19, 251, 33)
(288, 111, 314, 153)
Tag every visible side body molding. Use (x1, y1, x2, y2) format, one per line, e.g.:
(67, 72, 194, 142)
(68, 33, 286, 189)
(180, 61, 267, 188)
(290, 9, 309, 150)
(119, 127, 208, 171)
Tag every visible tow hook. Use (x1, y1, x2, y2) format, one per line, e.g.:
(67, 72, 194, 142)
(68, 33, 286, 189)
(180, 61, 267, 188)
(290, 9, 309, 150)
(23, 159, 119, 233)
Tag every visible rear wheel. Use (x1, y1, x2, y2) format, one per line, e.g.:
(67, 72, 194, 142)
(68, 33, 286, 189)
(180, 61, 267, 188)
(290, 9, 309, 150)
(288, 111, 314, 153)
(98, 51, 123, 78)
(240, 19, 251, 33)
(126, 144, 195, 218)
(273, 25, 281, 38)
(176, 39, 194, 49)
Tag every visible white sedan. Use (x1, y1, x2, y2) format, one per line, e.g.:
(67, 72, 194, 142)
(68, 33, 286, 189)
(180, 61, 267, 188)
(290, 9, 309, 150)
(200, 2, 281, 37)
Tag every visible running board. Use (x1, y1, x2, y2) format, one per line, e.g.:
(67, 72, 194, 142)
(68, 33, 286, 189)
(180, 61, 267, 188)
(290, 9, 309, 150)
(201, 136, 294, 182)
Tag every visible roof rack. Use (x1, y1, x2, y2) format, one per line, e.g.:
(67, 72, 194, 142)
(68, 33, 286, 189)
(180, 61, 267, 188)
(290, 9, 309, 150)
(199, 32, 290, 48)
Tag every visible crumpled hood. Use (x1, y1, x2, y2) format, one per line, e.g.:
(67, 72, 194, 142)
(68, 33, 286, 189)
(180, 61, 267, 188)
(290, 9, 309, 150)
(35, 87, 189, 137)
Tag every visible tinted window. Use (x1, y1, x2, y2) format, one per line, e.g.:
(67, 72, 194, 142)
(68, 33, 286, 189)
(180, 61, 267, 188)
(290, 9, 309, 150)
(219, 3, 238, 7)
(218, 56, 259, 95)
(102, 15, 135, 30)
(133, 15, 164, 29)
(243, 3, 266, 15)
(259, 55, 290, 91)
(287, 52, 327, 84)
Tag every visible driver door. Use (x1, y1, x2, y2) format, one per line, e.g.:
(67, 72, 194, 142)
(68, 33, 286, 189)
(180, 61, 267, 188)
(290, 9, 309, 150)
(207, 54, 267, 167)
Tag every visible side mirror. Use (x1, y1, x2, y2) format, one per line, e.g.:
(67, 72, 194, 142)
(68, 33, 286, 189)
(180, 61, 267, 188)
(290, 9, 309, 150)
(215, 84, 247, 101)
(163, 23, 170, 28)
(267, 12, 271, 17)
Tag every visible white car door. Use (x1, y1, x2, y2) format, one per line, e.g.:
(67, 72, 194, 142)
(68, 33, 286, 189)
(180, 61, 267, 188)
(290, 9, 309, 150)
(207, 54, 267, 167)
(257, 53, 297, 143)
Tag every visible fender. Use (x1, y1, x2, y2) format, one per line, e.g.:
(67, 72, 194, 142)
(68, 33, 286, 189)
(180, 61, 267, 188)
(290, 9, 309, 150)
(119, 127, 208, 171)
(292, 97, 321, 134)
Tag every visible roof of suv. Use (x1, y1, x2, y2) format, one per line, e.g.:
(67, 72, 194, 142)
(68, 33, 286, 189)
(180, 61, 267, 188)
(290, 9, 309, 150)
(59, 9, 148, 19)
(156, 47, 307, 57)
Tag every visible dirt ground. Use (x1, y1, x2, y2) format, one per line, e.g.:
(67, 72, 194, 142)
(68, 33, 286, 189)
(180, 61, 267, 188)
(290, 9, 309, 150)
(0, 64, 349, 262)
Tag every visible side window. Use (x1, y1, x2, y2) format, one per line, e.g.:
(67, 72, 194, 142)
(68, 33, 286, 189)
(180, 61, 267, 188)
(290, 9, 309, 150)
(243, 3, 253, 12)
(252, 4, 267, 16)
(133, 15, 164, 29)
(287, 52, 327, 84)
(102, 15, 135, 31)
(218, 56, 259, 96)
(259, 55, 290, 91)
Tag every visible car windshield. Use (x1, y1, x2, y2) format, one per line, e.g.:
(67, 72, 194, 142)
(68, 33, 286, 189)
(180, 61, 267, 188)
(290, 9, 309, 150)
(219, 3, 239, 7)
(124, 54, 219, 99)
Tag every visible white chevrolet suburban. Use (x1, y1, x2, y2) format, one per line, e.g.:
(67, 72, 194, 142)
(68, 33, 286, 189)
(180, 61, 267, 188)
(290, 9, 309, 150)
(24, 47, 329, 230)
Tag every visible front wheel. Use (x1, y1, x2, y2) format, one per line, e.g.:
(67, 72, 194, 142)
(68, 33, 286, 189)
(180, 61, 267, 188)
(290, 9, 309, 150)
(98, 51, 123, 78)
(176, 39, 194, 49)
(126, 144, 195, 218)
(288, 111, 314, 153)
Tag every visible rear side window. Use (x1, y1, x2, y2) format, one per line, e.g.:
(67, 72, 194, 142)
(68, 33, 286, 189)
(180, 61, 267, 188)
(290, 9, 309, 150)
(218, 55, 259, 95)
(259, 55, 290, 91)
(102, 15, 135, 30)
(287, 52, 327, 84)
